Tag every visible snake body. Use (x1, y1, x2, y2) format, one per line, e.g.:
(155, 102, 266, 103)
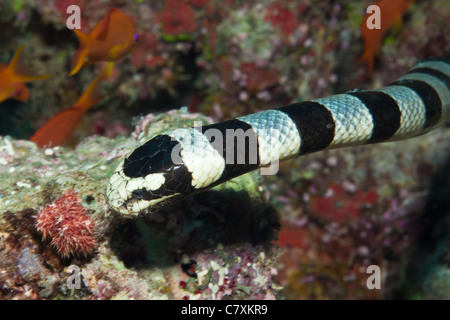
(106, 56, 450, 216)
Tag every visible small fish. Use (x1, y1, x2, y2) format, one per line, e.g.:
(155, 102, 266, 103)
(358, 0, 413, 74)
(69, 8, 139, 76)
(0, 45, 50, 103)
(30, 69, 107, 148)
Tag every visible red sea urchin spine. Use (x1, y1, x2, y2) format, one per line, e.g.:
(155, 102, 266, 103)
(35, 190, 96, 258)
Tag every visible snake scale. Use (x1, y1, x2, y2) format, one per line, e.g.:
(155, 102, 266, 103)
(106, 56, 450, 216)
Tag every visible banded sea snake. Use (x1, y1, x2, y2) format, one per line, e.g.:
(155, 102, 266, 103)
(106, 56, 450, 216)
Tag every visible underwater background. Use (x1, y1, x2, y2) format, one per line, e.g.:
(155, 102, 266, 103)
(0, 0, 449, 299)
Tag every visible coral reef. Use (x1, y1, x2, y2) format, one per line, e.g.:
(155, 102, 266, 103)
(267, 127, 450, 299)
(0, 106, 448, 299)
(2, 0, 449, 140)
(0, 0, 449, 300)
(0, 109, 280, 300)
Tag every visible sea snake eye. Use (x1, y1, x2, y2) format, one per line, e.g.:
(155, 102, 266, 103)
(132, 189, 144, 200)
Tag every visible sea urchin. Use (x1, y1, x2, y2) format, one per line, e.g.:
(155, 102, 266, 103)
(36, 190, 96, 257)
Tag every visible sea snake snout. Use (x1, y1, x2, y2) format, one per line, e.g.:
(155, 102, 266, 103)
(106, 135, 189, 215)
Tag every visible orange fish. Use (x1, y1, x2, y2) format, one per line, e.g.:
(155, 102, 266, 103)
(30, 69, 107, 148)
(358, 0, 413, 74)
(69, 8, 139, 76)
(0, 45, 50, 103)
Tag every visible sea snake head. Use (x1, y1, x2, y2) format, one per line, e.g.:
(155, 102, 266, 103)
(106, 134, 192, 216)
(106, 128, 226, 216)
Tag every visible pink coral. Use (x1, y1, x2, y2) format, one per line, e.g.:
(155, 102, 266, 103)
(54, 0, 89, 23)
(310, 184, 378, 224)
(130, 33, 166, 69)
(158, 0, 197, 35)
(35, 190, 96, 257)
(240, 62, 280, 93)
(264, 3, 299, 37)
(189, 0, 208, 7)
